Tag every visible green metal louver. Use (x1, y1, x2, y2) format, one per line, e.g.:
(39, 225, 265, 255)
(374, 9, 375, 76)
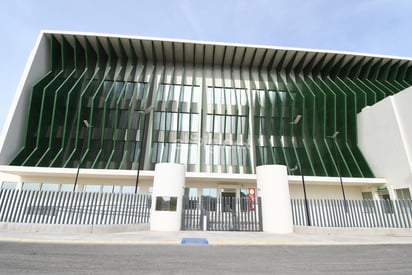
(10, 34, 412, 177)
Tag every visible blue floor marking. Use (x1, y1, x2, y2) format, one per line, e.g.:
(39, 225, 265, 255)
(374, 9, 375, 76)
(181, 238, 209, 245)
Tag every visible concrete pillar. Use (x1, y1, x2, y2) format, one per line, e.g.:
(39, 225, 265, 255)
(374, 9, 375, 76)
(150, 163, 185, 231)
(256, 165, 293, 234)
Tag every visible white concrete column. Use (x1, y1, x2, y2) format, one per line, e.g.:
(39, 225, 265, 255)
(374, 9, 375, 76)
(256, 165, 293, 234)
(150, 163, 185, 231)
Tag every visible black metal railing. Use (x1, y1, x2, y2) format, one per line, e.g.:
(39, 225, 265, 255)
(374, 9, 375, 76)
(0, 189, 151, 225)
(291, 198, 412, 228)
(181, 196, 263, 232)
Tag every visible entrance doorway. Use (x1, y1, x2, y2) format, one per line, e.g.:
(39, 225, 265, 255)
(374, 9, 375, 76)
(221, 188, 236, 212)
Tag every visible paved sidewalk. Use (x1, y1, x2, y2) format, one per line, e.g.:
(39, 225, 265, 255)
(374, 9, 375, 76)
(2, 228, 412, 246)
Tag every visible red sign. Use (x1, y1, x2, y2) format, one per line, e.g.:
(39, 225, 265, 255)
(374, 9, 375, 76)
(248, 188, 256, 210)
(248, 188, 256, 198)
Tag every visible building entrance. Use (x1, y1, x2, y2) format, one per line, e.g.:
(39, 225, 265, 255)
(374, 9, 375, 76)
(221, 188, 236, 212)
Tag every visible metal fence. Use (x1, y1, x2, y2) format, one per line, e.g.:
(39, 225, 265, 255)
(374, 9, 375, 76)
(0, 189, 151, 225)
(291, 198, 412, 228)
(182, 196, 263, 231)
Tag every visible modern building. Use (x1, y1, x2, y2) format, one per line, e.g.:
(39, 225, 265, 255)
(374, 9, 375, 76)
(0, 30, 411, 202)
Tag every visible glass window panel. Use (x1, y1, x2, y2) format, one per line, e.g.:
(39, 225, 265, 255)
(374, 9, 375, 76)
(178, 143, 188, 163)
(192, 86, 200, 103)
(131, 111, 141, 129)
(278, 90, 288, 102)
(181, 113, 190, 131)
(107, 109, 115, 128)
(154, 112, 161, 130)
(232, 117, 236, 133)
(137, 83, 146, 100)
(208, 87, 225, 105)
(119, 111, 128, 129)
(1, 181, 17, 190)
(191, 114, 199, 132)
(158, 84, 165, 101)
(124, 83, 134, 100)
(102, 185, 112, 193)
(230, 89, 237, 105)
(122, 186, 135, 194)
(84, 185, 101, 193)
(164, 85, 171, 101)
(102, 185, 121, 193)
(269, 91, 276, 104)
(41, 183, 59, 191)
(241, 146, 248, 165)
(204, 145, 211, 165)
(254, 90, 265, 106)
(206, 115, 213, 132)
(213, 145, 220, 164)
(189, 144, 198, 164)
(22, 182, 41, 191)
(174, 86, 181, 102)
(151, 142, 157, 163)
(218, 88, 224, 104)
(225, 116, 231, 133)
(170, 143, 177, 161)
(238, 89, 247, 105)
(186, 187, 198, 197)
(202, 188, 217, 197)
(234, 146, 240, 166)
(171, 113, 178, 131)
(207, 87, 213, 104)
(216, 116, 223, 133)
(183, 86, 192, 102)
(396, 188, 411, 199)
(61, 184, 74, 192)
(240, 117, 246, 134)
(225, 145, 232, 165)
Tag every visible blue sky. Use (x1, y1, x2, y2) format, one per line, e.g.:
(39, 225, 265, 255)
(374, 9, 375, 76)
(0, 0, 411, 131)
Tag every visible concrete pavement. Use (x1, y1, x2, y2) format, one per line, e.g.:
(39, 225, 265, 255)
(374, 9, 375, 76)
(2, 225, 412, 246)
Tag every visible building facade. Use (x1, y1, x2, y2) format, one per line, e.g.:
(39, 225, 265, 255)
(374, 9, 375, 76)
(0, 31, 411, 200)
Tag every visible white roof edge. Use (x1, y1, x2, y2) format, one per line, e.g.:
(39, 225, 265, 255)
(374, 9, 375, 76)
(40, 29, 412, 61)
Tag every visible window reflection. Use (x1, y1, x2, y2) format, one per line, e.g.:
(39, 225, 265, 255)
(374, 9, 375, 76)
(204, 145, 248, 165)
(1, 181, 17, 190)
(22, 182, 41, 191)
(207, 87, 247, 105)
(152, 142, 197, 165)
(206, 115, 247, 134)
(83, 185, 101, 193)
(61, 184, 74, 192)
(102, 185, 121, 193)
(158, 84, 200, 103)
(122, 186, 135, 194)
(154, 112, 199, 132)
(41, 183, 59, 191)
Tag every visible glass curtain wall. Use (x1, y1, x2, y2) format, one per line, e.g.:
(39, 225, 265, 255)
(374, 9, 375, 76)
(204, 87, 250, 173)
(150, 84, 200, 171)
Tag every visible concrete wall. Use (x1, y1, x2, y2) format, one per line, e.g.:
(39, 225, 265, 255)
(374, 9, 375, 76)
(289, 184, 364, 200)
(150, 163, 185, 231)
(256, 165, 293, 233)
(358, 86, 412, 191)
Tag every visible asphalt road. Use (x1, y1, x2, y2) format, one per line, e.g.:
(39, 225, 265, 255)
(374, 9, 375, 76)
(1, 242, 411, 274)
